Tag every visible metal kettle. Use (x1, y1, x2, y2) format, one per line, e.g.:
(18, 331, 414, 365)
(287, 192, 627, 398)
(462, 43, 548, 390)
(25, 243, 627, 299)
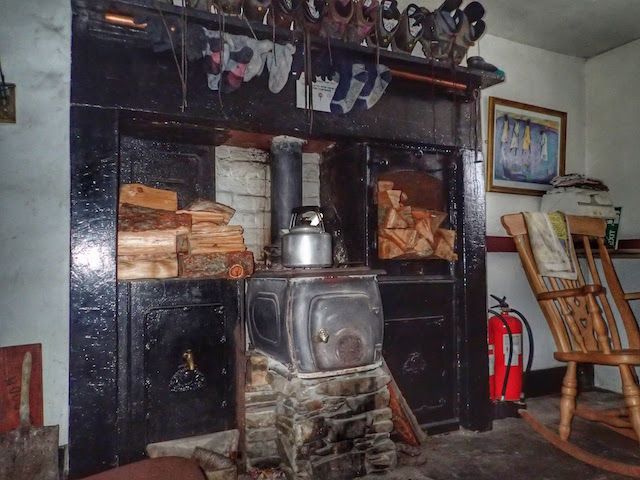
(282, 207, 333, 268)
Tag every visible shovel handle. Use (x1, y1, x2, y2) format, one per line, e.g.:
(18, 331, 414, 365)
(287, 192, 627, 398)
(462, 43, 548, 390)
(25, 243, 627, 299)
(19, 351, 32, 428)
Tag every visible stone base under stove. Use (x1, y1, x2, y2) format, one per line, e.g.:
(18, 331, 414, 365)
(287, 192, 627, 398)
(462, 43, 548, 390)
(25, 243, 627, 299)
(245, 355, 397, 479)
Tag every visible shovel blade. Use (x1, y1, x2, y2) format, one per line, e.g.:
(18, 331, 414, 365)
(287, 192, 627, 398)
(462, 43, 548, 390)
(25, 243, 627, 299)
(0, 425, 59, 480)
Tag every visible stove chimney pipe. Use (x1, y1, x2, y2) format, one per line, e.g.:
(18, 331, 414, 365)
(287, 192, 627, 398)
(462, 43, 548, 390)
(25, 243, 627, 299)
(270, 136, 305, 244)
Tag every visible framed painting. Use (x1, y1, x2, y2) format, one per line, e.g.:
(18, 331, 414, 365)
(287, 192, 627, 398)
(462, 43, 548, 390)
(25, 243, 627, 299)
(487, 97, 567, 196)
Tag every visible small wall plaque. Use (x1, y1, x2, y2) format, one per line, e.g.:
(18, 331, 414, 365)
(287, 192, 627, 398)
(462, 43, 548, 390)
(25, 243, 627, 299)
(0, 84, 16, 124)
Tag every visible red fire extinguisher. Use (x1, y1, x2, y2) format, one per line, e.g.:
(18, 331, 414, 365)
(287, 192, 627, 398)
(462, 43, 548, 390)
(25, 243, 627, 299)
(488, 295, 533, 403)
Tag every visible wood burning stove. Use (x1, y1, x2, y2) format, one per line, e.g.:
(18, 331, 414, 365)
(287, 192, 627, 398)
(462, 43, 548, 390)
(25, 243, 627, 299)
(246, 268, 384, 376)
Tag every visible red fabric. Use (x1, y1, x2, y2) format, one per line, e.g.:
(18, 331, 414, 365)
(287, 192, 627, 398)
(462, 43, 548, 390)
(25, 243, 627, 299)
(81, 457, 206, 480)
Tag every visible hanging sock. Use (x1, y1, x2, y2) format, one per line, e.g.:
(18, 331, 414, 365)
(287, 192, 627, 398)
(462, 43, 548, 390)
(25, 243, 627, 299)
(330, 62, 368, 114)
(205, 34, 230, 91)
(227, 35, 273, 82)
(221, 46, 254, 93)
(266, 43, 297, 93)
(353, 63, 391, 111)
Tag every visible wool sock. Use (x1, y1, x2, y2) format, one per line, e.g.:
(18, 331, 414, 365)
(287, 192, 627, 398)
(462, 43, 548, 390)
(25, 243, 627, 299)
(228, 35, 273, 82)
(330, 62, 368, 114)
(353, 64, 391, 111)
(221, 46, 254, 93)
(266, 43, 296, 93)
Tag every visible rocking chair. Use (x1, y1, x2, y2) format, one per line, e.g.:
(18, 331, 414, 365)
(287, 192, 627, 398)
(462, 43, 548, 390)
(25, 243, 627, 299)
(502, 213, 640, 476)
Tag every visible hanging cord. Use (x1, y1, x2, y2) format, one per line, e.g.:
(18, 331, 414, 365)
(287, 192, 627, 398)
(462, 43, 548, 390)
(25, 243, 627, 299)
(511, 308, 535, 377)
(241, 0, 259, 40)
(182, 2, 188, 111)
(155, 6, 188, 111)
(0, 58, 9, 106)
(210, 0, 227, 108)
(304, 27, 314, 133)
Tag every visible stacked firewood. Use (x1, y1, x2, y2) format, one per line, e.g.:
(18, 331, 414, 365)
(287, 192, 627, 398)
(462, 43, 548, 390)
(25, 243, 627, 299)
(377, 180, 457, 261)
(117, 184, 253, 280)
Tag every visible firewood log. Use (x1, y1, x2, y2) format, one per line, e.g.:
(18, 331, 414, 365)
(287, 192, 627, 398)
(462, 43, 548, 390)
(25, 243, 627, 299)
(118, 231, 178, 256)
(377, 180, 395, 193)
(181, 199, 236, 225)
(117, 254, 178, 280)
(398, 206, 415, 227)
(413, 237, 434, 257)
(383, 208, 409, 229)
(119, 184, 178, 211)
(379, 238, 403, 259)
(434, 229, 458, 261)
(179, 251, 254, 279)
(415, 219, 435, 245)
(411, 209, 447, 231)
(118, 204, 191, 234)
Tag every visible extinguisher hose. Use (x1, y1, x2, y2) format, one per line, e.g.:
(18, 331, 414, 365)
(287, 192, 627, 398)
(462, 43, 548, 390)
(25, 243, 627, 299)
(511, 308, 534, 375)
(488, 309, 513, 401)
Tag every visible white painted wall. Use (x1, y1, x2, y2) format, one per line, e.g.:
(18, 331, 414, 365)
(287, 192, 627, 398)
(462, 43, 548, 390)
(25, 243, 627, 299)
(0, 0, 71, 444)
(586, 39, 640, 238)
(476, 35, 587, 369)
(215, 146, 320, 258)
(585, 39, 640, 391)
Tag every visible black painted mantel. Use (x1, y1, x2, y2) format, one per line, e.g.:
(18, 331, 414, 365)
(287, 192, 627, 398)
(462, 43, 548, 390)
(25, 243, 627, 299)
(69, 0, 503, 477)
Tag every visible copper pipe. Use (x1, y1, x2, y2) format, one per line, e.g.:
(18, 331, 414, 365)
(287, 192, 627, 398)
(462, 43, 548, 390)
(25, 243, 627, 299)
(105, 12, 147, 29)
(390, 69, 467, 91)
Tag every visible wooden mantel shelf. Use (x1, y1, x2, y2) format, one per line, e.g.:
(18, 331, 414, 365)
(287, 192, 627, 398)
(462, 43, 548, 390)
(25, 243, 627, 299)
(83, 0, 505, 93)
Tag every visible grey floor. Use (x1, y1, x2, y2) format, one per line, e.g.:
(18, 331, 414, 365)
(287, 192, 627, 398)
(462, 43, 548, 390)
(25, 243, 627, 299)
(385, 391, 640, 480)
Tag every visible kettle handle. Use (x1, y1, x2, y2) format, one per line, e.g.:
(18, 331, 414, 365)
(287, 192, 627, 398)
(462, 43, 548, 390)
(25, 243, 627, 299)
(290, 206, 326, 232)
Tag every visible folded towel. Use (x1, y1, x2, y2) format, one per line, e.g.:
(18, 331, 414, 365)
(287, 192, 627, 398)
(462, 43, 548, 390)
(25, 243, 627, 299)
(523, 211, 577, 280)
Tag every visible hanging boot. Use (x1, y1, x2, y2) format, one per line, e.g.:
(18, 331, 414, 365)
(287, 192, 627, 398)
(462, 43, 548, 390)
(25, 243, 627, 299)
(419, 0, 463, 61)
(392, 4, 425, 54)
(346, 0, 380, 44)
(366, 0, 399, 49)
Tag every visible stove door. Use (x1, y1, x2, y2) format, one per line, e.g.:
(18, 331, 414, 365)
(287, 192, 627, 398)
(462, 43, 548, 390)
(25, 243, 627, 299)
(292, 277, 384, 372)
(309, 293, 380, 370)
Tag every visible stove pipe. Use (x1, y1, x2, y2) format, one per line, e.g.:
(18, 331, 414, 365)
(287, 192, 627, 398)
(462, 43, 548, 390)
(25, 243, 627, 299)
(270, 136, 305, 244)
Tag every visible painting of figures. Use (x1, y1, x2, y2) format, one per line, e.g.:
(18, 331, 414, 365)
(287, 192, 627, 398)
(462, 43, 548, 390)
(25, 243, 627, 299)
(487, 97, 567, 195)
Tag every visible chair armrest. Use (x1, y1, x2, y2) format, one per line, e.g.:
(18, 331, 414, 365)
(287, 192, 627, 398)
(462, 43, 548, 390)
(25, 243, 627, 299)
(624, 292, 640, 301)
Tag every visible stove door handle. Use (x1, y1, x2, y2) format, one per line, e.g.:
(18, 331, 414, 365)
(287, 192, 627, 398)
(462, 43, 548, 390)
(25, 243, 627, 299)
(316, 328, 330, 343)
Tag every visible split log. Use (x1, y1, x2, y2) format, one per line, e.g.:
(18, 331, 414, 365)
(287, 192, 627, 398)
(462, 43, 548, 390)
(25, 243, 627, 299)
(378, 190, 402, 209)
(398, 206, 415, 227)
(119, 184, 178, 211)
(179, 199, 236, 226)
(179, 251, 254, 279)
(382, 209, 409, 229)
(413, 237, 434, 257)
(415, 219, 435, 245)
(379, 238, 403, 259)
(434, 229, 458, 261)
(377, 181, 395, 193)
(117, 254, 178, 280)
(118, 231, 177, 256)
(118, 204, 191, 234)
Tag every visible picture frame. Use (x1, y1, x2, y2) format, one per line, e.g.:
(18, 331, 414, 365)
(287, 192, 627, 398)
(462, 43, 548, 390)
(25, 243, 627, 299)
(487, 97, 567, 196)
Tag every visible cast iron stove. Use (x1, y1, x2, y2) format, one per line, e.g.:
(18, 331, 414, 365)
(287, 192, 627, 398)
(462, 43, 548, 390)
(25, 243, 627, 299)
(246, 267, 385, 378)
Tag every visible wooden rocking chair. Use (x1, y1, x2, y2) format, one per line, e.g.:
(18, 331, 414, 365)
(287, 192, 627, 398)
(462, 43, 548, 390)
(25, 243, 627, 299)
(502, 213, 640, 476)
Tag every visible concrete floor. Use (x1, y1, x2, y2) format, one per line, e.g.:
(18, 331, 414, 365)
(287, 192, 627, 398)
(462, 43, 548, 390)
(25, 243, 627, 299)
(387, 391, 640, 480)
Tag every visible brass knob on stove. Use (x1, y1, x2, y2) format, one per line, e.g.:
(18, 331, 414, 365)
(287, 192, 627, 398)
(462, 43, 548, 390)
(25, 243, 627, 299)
(316, 328, 330, 343)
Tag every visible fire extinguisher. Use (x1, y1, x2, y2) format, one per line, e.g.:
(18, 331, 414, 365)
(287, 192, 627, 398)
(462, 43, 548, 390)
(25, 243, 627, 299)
(488, 295, 534, 408)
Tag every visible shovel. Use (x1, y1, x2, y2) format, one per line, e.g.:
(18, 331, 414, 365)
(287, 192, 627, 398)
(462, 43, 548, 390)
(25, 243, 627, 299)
(0, 352, 59, 480)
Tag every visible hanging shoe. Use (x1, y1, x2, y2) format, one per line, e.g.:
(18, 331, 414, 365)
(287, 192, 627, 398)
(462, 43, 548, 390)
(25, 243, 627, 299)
(321, 0, 354, 40)
(243, 0, 271, 22)
(346, 0, 379, 44)
(216, 0, 244, 15)
(366, 0, 399, 48)
(419, 0, 463, 61)
(391, 4, 425, 53)
(451, 1, 485, 65)
(300, 0, 326, 35)
(467, 55, 496, 72)
(268, 0, 302, 29)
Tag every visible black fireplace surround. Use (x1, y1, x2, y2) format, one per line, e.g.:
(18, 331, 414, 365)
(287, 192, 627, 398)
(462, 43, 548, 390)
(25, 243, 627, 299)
(69, 0, 501, 477)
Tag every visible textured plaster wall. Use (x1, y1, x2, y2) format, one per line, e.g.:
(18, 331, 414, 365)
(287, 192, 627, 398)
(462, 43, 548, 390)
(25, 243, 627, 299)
(0, 0, 71, 444)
